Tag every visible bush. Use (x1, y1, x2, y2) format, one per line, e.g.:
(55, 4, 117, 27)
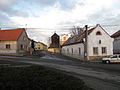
(0, 66, 93, 90)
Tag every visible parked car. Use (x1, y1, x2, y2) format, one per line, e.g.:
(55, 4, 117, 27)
(102, 55, 120, 64)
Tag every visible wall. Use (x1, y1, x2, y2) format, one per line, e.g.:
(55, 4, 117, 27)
(62, 43, 84, 60)
(60, 34, 69, 45)
(88, 26, 113, 58)
(0, 41, 17, 54)
(48, 48, 60, 53)
(35, 42, 47, 50)
(113, 36, 120, 54)
(17, 30, 29, 55)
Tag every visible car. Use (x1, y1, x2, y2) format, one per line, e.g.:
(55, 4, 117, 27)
(102, 55, 120, 64)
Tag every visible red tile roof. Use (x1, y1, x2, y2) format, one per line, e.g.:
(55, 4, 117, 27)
(0, 28, 25, 41)
(111, 30, 120, 38)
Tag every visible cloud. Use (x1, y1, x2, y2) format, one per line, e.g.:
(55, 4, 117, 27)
(23, 0, 83, 11)
(0, 0, 16, 6)
(0, 0, 120, 44)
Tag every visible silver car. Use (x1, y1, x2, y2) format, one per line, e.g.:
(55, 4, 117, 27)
(102, 55, 120, 64)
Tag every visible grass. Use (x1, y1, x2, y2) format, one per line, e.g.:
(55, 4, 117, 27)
(0, 59, 31, 66)
(0, 65, 93, 90)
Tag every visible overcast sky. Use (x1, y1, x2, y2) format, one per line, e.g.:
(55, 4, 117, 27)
(0, 0, 120, 44)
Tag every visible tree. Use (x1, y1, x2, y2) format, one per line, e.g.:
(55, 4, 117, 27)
(70, 26, 84, 36)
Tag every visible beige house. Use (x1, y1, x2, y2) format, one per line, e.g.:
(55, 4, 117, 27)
(0, 28, 29, 55)
(35, 42, 47, 50)
(62, 24, 113, 60)
(60, 34, 69, 45)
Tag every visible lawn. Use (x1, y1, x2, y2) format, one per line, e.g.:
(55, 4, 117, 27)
(0, 59, 31, 67)
(0, 65, 93, 90)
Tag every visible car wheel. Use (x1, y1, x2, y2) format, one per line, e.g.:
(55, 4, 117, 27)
(106, 60, 110, 64)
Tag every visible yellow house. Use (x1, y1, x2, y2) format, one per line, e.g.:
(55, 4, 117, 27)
(35, 42, 47, 50)
(0, 28, 29, 55)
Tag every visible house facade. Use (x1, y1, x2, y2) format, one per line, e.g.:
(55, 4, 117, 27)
(0, 28, 29, 55)
(60, 34, 69, 45)
(35, 42, 47, 51)
(48, 33, 60, 53)
(62, 24, 113, 60)
(111, 30, 120, 54)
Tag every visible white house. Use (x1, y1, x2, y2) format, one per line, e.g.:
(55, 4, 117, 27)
(111, 30, 120, 54)
(61, 24, 113, 60)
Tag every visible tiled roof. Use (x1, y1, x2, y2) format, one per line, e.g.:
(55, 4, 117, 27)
(111, 30, 120, 38)
(52, 33, 59, 37)
(62, 27, 95, 46)
(0, 28, 25, 41)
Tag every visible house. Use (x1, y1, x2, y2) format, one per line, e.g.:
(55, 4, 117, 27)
(48, 33, 60, 53)
(111, 30, 120, 54)
(0, 28, 29, 55)
(60, 34, 69, 45)
(61, 24, 113, 60)
(35, 42, 47, 51)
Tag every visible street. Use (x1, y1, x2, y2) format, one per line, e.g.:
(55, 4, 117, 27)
(0, 53, 120, 90)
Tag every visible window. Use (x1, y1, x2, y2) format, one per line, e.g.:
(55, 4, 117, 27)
(71, 48, 73, 54)
(67, 48, 69, 54)
(6, 44, 10, 49)
(93, 47, 98, 55)
(102, 47, 107, 54)
(99, 40, 101, 44)
(20, 45, 24, 50)
(79, 48, 81, 55)
(96, 31, 102, 35)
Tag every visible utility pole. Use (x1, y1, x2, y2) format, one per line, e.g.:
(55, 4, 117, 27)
(84, 25, 89, 61)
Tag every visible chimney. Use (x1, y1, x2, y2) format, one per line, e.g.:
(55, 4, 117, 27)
(96, 24, 100, 26)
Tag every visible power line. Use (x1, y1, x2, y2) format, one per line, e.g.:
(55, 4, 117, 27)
(1, 24, 120, 31)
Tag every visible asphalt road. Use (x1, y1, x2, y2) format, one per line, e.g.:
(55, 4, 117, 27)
(0, 53, 120, 90)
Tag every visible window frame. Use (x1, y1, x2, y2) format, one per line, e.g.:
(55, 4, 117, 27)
(99, 40, 101, 44)
(102, 47, 107, 54)
(6, 44, 10, 49)
(79, 48, 81, 55)
(20, 44, 24, 50)
(93, 47, 98, 55)
(96, 31, 102, 35)
(71, 48, 73, 54)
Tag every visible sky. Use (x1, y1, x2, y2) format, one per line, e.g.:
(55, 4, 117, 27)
(0, 0, 120, 44)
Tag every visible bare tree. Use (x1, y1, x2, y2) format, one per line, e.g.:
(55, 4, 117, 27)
(70, 26, 84, 36)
